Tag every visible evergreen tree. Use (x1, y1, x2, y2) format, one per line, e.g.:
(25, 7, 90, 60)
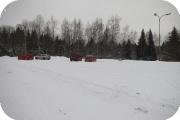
(53, 37, 66, 56)
(177, 31, 180, 60)
(14, 27, 25, 55)
(147, 30, 157, 60)
(121, 40, 130, 59)
(29, 30, 38, 54)
(162, 27, 180, 61)
(0, 28, 10, 56)
(0, 28, 11, 55)
(26, 30, 31, 53)
(137, 29, 147, 60)
(72, 39, 85, 55)
(9, 31, 16, 56)
(1, 28, 9, 47)
(86, 38, 96, 55)
(98, 27, 110, 58)
(120, 40, 137, 60)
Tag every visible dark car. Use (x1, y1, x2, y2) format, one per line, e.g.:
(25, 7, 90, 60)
(34, 54, 51, 60)
(18, 53, 34, 60)
(85, 55, 96, 62)
(70, 52, 82, 61)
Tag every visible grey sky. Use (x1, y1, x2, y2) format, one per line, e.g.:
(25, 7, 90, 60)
(0, 0, 180, 38)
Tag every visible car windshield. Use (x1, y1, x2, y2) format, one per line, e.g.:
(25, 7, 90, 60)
(41, 54, 47, 56)
(72, 53, 81, 57)
(87, 55, 94, 57)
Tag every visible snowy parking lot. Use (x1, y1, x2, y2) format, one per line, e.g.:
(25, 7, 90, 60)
(0, 56, 180, 120)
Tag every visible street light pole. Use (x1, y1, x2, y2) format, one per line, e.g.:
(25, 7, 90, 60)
(154, 13, 171, 60)
(158, 17, 161, 61)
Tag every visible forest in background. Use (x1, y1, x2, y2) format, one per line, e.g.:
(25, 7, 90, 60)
(0, 15, 180, 61)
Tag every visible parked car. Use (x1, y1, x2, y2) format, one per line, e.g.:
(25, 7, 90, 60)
(70, 52, 82, 61)
(35, 54, 51, 60)
(18, 53, 34, 60)
(85, 55, 96, 62)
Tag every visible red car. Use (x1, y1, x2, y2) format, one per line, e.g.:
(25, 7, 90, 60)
(70, 52, 82, 61)
(85, 55, 96, 62)
(18, 53, 34, 60)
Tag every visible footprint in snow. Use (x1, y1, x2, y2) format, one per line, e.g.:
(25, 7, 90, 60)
(134, 107, 149, 114)
(7, 72, 12, 74)
(136, 92, 141, 95)
(58, 109, 67, 115)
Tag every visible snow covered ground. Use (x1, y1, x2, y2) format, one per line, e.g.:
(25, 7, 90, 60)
(0, 56, 180, 120)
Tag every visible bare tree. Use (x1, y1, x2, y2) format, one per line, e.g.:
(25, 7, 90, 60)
(33, 15, 45, 53)
(153, 32, 159, 46)
(44, 21, 51, 36)
(21, 20, 31, 54)
(71, 19, 84, 51)
(118, 25, 137, 44)
(33, 15, 44, 36)
(120, 25, 130, 43)
(47, 16, 57, 39)
(85, 23, 93, 42)
(129, 30, 138, 43)
(85, 18, 104, 43)
(107, 15, 121, 43)
(85, 18, 104, 56)
(72, 19, 80, 42)
(61, 18, 72, 56)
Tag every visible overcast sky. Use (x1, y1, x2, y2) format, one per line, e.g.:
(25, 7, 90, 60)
(0, 0, 180, 38)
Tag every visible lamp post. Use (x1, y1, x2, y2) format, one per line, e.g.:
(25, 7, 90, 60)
(154, 13, 171, 60)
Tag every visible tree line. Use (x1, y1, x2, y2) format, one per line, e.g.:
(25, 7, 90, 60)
(0, 15, 180, 61)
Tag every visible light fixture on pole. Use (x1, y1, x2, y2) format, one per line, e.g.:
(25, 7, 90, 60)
(154, 12, 171, 60)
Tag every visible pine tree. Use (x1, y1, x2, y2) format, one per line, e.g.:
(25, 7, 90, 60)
(120, 41, 127, 59)
(137, 29, 147, 60)
(14, 27, 25, 55)
(26, 30, 31, 53)
(108, 39, 117, 58)
(53, 37, 66, 56)
(147, 30, 157, 61)
(29, 30, 38, 54)
(98, 27, 109, 58)
(121, 40, 131, 59)
(162, 27, 180, 61)
(9, 31, 16, 56)
(86, 38, 96, 55)
(177, 31, 180, 60)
